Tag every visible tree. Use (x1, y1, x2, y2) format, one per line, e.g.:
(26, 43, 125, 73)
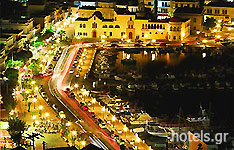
(7, 116, 26, 146)
(4, 68, 19, 89)
(29, 62, 40, 75)
(5, 60, 24, 68)
(203, 17, 216, 30)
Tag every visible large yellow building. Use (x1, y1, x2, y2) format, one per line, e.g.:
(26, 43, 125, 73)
(204, 2, 234, 22)
(74, 7, 190, 42)
(174, 7, 204, 34)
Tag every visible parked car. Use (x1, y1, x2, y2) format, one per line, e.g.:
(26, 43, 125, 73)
(69, 92, 75, 98)
(69, 70, 74, 74)
(159, 42, 166, 46)
(41, 92, 46, 98)
(89, 112, 95, 118)
(81, 105, 89, 111)
(75, 74, 80, 78)
(99, 123, 107, 129)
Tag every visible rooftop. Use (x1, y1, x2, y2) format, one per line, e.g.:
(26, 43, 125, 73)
(206, 2, 234, 7)
(0, 35, 12, 39)
(174, 0, 197, 2)
(174, 7, 204, 14)
(115, 8, 136, 15)
(1, 29, 23, 34)
(169, 16, 189, 22)
(79, 6, 97, 10)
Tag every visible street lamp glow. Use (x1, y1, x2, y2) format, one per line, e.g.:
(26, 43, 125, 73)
(181, 32, 185, 37)
(23, 66, 27, 70)
(92, 98, 96, 104)
(35, 120, 39, 124)
(101, 39, 105, 43)
(32, 81, 35, 84)
(26, 90, 29, 94)
(218, 20, 222, 23)
(213, 29, 217, 32)
(45, 112, 49, 117)
(123, 34, 126, 38)
(102, 107, 105, 112)
(60, 113, 66, 119)
(216, 35, 221, 39)
(39, 64, 43, 67)
(101, 35, 106, 38)
(123, 126, 128, 132)
(196, 31, 200, 34)
(32, 116, 37, 119)
(112, 115, 116, 122)
(35, 86, 39, 91)
(202, 39, 207, 43)
(66, 121, 71, 126)
(216, 24, 220, 28)
(228, 28, 232, 31)
(145, 34, 148, 38)
(127, 39, 131, 43)
(33, 98, 37, 102)
(152, 39, 156, 42)
(81, 141, 86, 146)
(74, 84, 78, 88)
(39, 105, 43, 110)
(136, 137, 141, 143)
(72, 131, 77, 136)
(42, 59, 46, 62)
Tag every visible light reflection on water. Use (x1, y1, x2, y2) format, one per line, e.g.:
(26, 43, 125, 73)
(115, 51, 187, 73)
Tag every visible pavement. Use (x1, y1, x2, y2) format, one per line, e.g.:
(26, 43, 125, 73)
(69, 47, 151, 149)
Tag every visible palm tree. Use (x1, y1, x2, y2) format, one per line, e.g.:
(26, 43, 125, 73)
(7, 116, 26, 146)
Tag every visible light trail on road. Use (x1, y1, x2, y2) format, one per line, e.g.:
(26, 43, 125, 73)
(50, 45, 120, 150)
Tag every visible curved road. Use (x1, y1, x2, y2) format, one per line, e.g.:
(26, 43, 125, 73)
(50, 45, 120, 150)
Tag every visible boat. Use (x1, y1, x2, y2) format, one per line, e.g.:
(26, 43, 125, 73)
(145, 122, 171, 137)
(132, 74, 142, 80)
(114, 76, 126, 81)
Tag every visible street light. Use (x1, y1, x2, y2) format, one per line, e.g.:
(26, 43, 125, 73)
(45, 112, 49, 117)
(33, 98, 37, 109)
(112, 115, 116, 128)
(81, 141, 86, 147)
(136, 137, 141, 143)
(123, 126, 128, 138)
(102, 107, 105, 119)
(32, 81, 36, 85)
(66, 121, 71, 126)
(74, 84, 78, 88)
(72, 131, 77, 136)
(35, 86, 39, 91)
(92, 98, 96, 111)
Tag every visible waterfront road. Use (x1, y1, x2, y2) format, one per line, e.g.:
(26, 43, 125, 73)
(50, 45, 120, 150)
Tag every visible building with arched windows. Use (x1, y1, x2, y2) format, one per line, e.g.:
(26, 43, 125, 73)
(74, 7, 190, 42)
